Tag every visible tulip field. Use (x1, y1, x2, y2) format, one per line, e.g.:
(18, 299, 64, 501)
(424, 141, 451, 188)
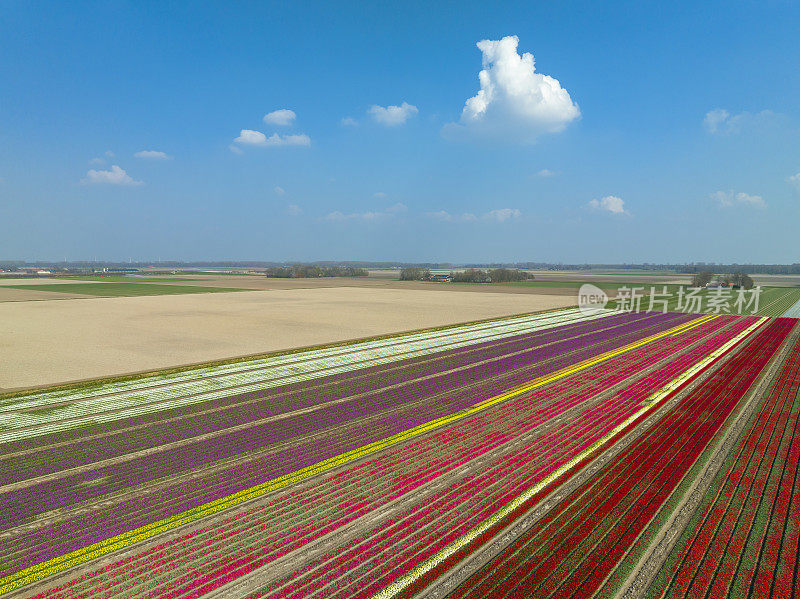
(2, 307, 799, 598)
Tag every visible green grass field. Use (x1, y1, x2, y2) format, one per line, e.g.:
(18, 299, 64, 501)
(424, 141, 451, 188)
(64, 276, 199, 283)
(8, 283, 248, 297)
(600, 285, 800, 317)
(434, 278, 799, 316)
(493, 280, 681, 289)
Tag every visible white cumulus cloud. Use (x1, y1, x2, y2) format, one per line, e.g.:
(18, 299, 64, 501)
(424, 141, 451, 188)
(444, 35, 580, 143)
(82, 165, 142, 186)
(534, 168, 557, 178)
(134, 150, 171, 160)
(341, 116, 358, 127)
(233, 129, 311, 147)
(788, 173, 800, 192)
(588, 195, 629, 215)
(711, 190, 765, 209)
(368, 102, 418, 126)
(263, 109, 296, 126)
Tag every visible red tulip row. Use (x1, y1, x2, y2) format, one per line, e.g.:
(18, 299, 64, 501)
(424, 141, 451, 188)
(653, 321, 800, 598)
(443, 317, 793, 599)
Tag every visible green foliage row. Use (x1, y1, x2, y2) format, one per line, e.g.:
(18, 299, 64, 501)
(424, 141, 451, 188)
(264, 265, 368, 278)
(453, 268, 534, 283)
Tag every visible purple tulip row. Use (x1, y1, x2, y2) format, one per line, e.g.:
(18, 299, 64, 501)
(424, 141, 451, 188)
(1, 312, 667, 486)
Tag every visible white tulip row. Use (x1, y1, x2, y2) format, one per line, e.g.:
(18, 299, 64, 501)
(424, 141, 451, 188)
(0, 308, 614, 443)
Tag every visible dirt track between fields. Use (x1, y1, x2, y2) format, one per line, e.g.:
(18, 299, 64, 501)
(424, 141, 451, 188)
(0, 287, 575, 390)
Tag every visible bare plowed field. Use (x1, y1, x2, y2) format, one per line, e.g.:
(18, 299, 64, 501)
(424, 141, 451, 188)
(0, 287, 574, 390)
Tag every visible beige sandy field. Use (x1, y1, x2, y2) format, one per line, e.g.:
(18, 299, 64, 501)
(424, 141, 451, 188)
(0, 278, 93, 286)
(0, 287, 575, 390)
(0, 287, 87, 302)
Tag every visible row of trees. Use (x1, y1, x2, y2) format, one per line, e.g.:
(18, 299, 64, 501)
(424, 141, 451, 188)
(453, 268, 534, 283)
(399, 267, 533, 283)
(680, 264, 800, 275)
(690, 270, 755, 289)
(399, 267, 431, 281)
(264, 265, 368, 278)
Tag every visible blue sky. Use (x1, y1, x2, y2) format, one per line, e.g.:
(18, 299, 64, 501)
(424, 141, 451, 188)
(1, 1, 799, 263)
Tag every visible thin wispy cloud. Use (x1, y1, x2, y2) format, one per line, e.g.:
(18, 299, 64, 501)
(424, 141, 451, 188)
(484, 208, 521, 222)
(285, 204, 302, 216)
(426, 209, 520, 223)
(711, 190, 765, 209)
(443, 35, 580, 143)
(341, 116, 358, 127)
(325, 210, 392, 222)
(274, 186, 285, 195)
(704, 108, 780, 134)
(134, 150, 171, 160)
(386, 202, 408, 213)
(425, 210, 476, 222)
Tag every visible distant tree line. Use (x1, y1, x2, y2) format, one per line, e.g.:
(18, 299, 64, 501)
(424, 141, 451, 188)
(453, 268, 534, 283)
(680, 264, 800, 275)
(399, 267, 533, 283)
(399, 267, 431, 281)
(264, 265, 368, 278)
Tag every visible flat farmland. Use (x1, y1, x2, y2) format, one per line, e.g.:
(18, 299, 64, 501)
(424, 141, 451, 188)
(0, 287, 575, 390)
(4, 282, 248, 297)
(0, 288, 88, 302)
(2, 307, 800, 599)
